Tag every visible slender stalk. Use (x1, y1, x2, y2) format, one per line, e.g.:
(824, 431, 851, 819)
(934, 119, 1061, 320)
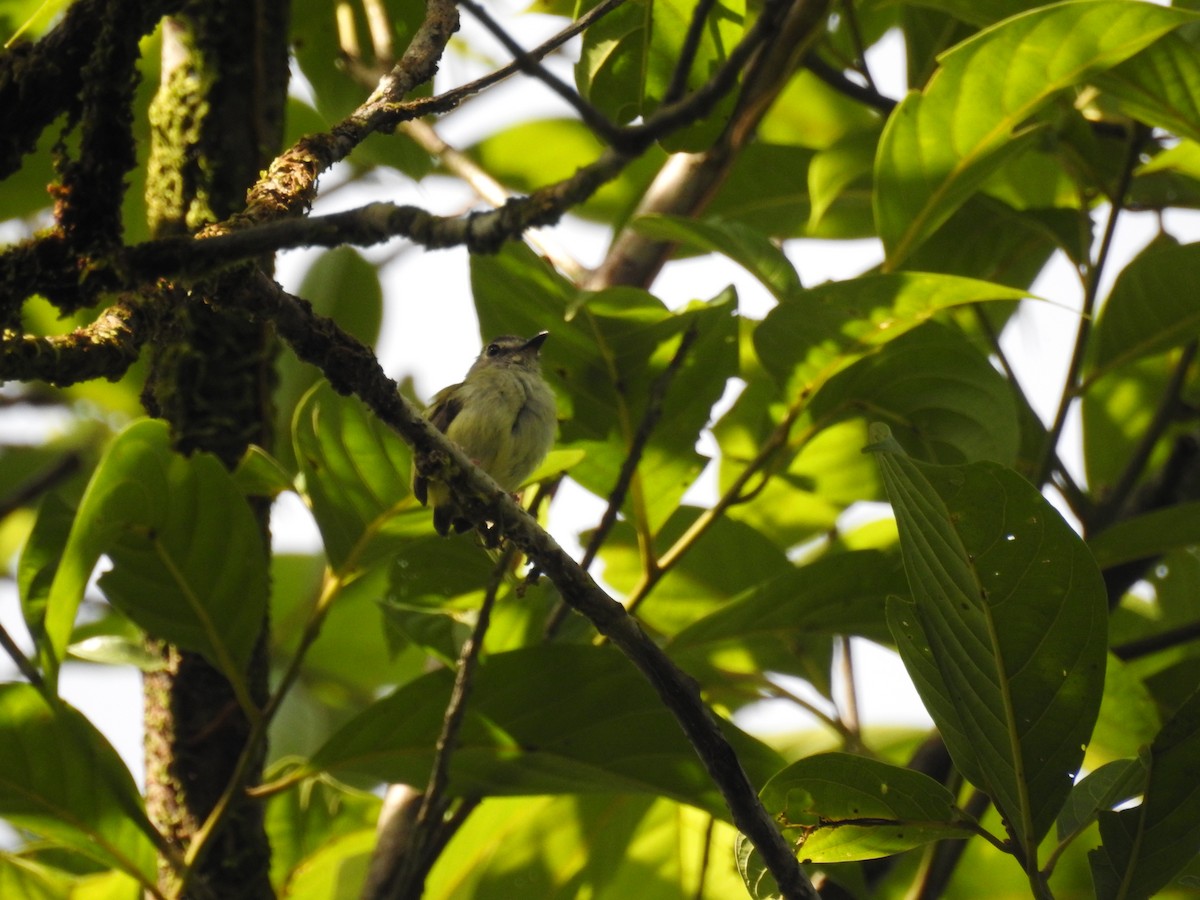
(1034, 128, 1147, 488)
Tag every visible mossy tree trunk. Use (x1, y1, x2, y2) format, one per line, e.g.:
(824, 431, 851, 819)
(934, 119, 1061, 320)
(140, 1, 290, 896)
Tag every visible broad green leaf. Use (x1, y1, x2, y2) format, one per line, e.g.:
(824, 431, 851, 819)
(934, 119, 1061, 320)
(0, 854, 70, 900)
(669, 550, 905, 679)
(708, 144, 826, 238)
(875, 2, 1193, 268)
(810, 321, 1020, 465)
(1096, 32, 1200, 145)
(1081, 353, 1172, 495)
(808, 127, 880, 233)
(630, 214, 803, 301)
(760, 69, 881, 151)
(1087, 655, 1162, 768)
(905, 0, 1043, 29)
(575, 0, 745, 150)
(270, 555, 424, 702)
(424, 795, 748, 900)
(0, 685, 155, 885)
(273, 828, 373, 900)
(309, 645, 783, 820)
(265, 777, 380, 895)
(1056, 758, 1146, 843)
(869, 424, 1107, 850)
(293, 382, 415, 572)
(274, 247, 384, 471)
(1089, 242, 1200, 377)
(598, 509, 792, 637)
(754, 272, 1030, 401)
(44, 419, 268, 683)
(1088, 502, 1200, 570)
(1090, 688, 1200, 900)
(756, 752, 974, 863)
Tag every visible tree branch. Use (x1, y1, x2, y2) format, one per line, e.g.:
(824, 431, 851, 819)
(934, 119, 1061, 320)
(228, 271, 818, 900)
(0, 0, 185, 179)
(0, 300, 150, 384)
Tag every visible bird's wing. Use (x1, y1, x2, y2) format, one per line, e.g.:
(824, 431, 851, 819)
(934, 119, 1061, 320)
(411, 383, 464, 506)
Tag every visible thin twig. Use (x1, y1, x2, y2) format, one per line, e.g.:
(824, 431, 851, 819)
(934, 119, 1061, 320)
(417, 545, 512, 829)
(405, 0, 628, 119)
(1113, 618, 1200, 661)
(0, 622, 48, 695)
(459, 0, 624, 144)
(1034, 127, 1147, 488)
(0, 452, 81, 520)
(663, 0, 718, 106)
(1092, 341, 1198, 531)
(544, 322, 701, 638)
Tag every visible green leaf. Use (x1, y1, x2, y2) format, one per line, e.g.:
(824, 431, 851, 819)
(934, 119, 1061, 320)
(669, 550, 905, 677)
(44, 419, 268, 683)
(423, 795, 749, 900)
(875, 2, 1193, 267)
(466, 118, 664, 225)
(1056, 758, 1146, 843)
(755, 752, 974, 863)
(265, 777, 380, 895)
(0, 854, 71, 900)
(1096, 32, 1200, 145)
(869, 424, 1108, 850)
(598, 508, 792, 637)
(809, 321, 1020, 465)
(1090, 687, 1200, 900)
(1089, 242, 1200, 377)
(17, 494, 77, 665)
(575, 0, 745, 150)
(754, 272, 1030, 401)
(274, 247, 384, 471)
(0, 685, 155, 885)
(293, 382, 415, 572)
(808, 127, 880, 233)
(309, 645, 783, 819)
(1081, 353, 1173, 495)
(630, 214, 803, 300)
(1088, 502, 1200, 570)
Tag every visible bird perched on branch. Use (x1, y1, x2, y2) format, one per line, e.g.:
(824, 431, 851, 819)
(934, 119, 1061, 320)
(412, 332, 557, 536)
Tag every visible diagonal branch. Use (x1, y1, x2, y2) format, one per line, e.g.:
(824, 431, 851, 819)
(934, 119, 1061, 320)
(228, 271, 818, 900)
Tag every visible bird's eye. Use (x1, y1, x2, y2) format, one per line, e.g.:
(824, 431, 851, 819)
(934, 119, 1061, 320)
(486, 343, 501, 357)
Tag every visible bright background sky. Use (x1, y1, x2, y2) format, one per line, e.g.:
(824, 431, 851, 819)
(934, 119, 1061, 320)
(3, 1, 1198, 793)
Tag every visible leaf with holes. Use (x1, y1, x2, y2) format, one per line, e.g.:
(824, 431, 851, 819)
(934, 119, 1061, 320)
(868, 424, 1107, 855)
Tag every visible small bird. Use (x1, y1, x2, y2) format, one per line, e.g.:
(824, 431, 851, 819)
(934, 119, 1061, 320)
(412, 332, 557, 536)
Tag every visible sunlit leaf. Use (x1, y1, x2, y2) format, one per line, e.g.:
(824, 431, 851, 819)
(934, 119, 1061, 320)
(875, 2, 1192, 267)
(0, 685, 155, 885)
(869, 424, 1107, 849)
(757, 752, 974, 863)
(44, 420, 268, 683)
(1089, 242, 1200, 377)
(755, 272, 1030, 402)
(1090, 688, 1200, 900)
(810, 321, 1020, 465)
(424, 795, 748, 900)
(630, 214, 803, 300)
(293, 382, 416, 572)
(309, 645, 783, 819)
(1057, 758, 1146, 843)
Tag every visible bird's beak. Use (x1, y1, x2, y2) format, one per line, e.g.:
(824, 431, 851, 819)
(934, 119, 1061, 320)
(523, 331, 549, 352)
